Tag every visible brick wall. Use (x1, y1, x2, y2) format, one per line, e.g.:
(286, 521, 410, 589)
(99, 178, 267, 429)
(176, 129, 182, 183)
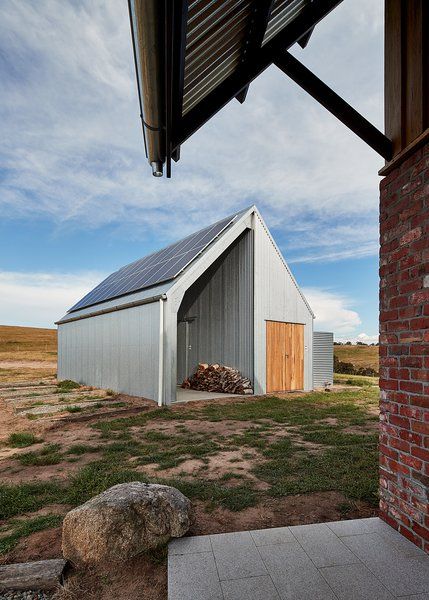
(379, 139, 429, 551)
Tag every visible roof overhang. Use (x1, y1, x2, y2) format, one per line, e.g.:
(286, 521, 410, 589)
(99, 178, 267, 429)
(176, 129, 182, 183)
(128, 0, 392, 178)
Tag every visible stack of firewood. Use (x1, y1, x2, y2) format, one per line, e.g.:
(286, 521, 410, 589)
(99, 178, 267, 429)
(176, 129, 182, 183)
(182, 363, 254, 395)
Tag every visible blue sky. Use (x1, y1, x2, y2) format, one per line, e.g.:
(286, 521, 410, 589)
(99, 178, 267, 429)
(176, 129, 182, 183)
(0, 0, 382, 341)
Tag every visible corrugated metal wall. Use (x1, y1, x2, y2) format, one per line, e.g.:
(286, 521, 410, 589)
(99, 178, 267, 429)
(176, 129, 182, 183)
(57, 301, 160, 401)
(313, 331, 334, 387)
(177, 230, 253, 382)
(253, 212, 314, 392)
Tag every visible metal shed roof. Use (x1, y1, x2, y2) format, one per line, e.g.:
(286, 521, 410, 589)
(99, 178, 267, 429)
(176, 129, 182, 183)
(128, 0, 392, 177)
(67, 208, 247, 314)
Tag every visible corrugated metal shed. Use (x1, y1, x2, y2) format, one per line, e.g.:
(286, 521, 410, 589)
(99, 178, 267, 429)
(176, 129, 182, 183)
(57, 206, 315, 404)
(313, 331, 334, 387)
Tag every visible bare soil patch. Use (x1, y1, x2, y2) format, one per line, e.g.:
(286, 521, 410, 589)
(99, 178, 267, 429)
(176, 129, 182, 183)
(190, 491, 377, 534)
(54, 557, 166, 600)
(4, 527, 63, 565)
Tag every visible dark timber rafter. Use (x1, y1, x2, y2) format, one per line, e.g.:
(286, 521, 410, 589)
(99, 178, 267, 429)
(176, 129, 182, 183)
(297, 26, 315, 48)
(274, 52, 393, 160)
(165, 0, 188, 177)
(235, 0, 275, 105)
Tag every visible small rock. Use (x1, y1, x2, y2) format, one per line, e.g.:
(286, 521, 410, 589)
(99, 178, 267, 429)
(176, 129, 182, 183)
(62, 482, 191, 565)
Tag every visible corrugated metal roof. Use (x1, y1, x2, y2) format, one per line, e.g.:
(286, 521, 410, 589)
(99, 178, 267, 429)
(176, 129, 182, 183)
(263, 0, 308, 45)
(182, 0, 318, 115)
(128, 0, 344, 176)
(183, 0, 253, 115)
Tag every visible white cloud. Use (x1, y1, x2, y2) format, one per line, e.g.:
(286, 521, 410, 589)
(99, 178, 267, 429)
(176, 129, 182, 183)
(0, 271, 104, 328)
(303, 287, 362, 335)
(356, 333, 379, 344)
(0, 0, 383, 258)
(289, 241, 379, 264)
(337, 333, 379, 345)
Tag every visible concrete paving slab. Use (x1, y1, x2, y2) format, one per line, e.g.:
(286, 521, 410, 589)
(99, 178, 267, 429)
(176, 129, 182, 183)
(320, 562, 395, 600)
(376, 527, 428, 557)
(250, 526, 294, 547)
(258, 541, 337, 600)
(210, 531, 267, 581)
(326, 517, 388, 537)
(365, 556, 429, 597)
(167, 518, 429, 600)
(169, 534, 212, 555)
(175, 387, 249, 403)
(341, 532, 413, 564)
(221, 575, 280, 600)
(289, 522, 358, 567)
(168, 551, 223, 600)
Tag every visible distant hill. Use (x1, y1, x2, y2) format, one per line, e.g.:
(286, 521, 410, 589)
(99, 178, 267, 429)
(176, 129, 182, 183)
(0, 325, 57, 362)
(334, 344, 379, 372)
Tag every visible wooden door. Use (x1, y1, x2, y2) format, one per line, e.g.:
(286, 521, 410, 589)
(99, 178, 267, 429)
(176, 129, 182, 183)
(266, 321, 304, 392)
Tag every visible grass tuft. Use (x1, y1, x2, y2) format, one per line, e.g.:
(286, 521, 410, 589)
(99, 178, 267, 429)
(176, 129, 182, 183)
(8, 432, 40, 448)
(56, 380, 80, 392)
(18, 443, 62, 466)
(66, 405, 82, 413)
(0, 482, 63, 520)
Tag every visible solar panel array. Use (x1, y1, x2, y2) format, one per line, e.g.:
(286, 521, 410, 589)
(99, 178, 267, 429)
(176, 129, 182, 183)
(69, 213, 240, 313)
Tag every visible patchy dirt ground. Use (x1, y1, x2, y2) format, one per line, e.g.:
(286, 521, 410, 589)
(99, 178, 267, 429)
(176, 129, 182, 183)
(0, 373, 379, 600)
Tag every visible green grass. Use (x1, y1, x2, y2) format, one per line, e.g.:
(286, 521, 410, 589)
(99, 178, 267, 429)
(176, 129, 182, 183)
(56, 379, 80, 392)
(94, 389, 378, 433)
(334, 373, 379, 387)
(65, 405, 83, 413)
(0, 481, 63, 520)
(0, 515, 63, 555)
(18, 443, 62, 466)
(299, 426, 378, 446)
(253, 429, 378, 505)
(8, 432, 41, 448)
(231, 427, 272, 450)
(66, 444, 100, 456)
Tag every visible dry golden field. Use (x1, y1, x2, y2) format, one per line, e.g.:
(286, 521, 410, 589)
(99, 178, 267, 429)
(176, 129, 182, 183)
(334, 344, 379, 371)
(0, 325, 57, 382)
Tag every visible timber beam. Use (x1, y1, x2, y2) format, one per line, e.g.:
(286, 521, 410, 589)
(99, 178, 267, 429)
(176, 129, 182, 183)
(274, 51, 393, 160)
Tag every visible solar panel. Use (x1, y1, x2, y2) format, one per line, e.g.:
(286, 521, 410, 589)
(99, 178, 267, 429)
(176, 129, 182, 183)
(69, 212, 243, 313)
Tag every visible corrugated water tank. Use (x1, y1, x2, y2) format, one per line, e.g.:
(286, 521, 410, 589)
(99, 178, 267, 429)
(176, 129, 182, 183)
(313, 331, 334, 387)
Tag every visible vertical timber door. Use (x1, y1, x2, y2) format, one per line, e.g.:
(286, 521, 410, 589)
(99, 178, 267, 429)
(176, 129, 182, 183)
(266, 321, 304, 392)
